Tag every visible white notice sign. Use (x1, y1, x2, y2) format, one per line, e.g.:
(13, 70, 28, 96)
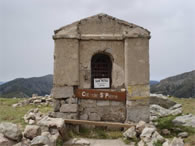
(94, 78, 110, 88)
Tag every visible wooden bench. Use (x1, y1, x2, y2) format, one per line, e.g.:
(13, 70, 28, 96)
(64, 119, 134, 128)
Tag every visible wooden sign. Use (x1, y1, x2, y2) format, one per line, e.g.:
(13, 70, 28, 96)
(75, 89, 126, 101)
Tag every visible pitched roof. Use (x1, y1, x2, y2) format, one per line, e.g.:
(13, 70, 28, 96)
(53, 13, 150, 40)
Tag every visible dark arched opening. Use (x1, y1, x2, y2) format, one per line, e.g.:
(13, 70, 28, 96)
(91, 53, 112, 89)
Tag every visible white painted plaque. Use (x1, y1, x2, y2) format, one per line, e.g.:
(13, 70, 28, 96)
(94, 78, 110, 88)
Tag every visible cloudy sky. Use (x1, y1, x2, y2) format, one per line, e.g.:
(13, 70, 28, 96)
(0, 0, 194, 82)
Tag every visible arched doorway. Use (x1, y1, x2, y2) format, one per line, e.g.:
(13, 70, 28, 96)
(91, 53, 112, 89)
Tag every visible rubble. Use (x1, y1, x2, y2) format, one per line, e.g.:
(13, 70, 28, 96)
(0, 122, 22, 142)
(12, 94, 53, 107)
(24, 108, 45, 125)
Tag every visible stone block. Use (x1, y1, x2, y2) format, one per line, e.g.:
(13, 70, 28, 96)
(97, 100, 110, 106)
(110, 101, 124, 106)
(60, 104, 78, 113)
(52, 86, 74, 99)
(54, 100, 61, 112)
(89, 113, 101, 121)
(53, 39, 79, 86)
(127, 84, 150, 97)
(79, 99, 96, 108)
(101, 106, 126, 122)
(66, 97, 77, 104)
(80, 114, 88, 120)
(54, 112, 78, 119)
(83, 107, 97, 113)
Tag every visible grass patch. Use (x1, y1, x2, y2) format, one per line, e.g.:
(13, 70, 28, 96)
(170, 97, 195, 115)
(153, 140, 163, 146)
(155, 115, 195, 145)
(155, 115, 195, 137)
(0, 97, 52, 128)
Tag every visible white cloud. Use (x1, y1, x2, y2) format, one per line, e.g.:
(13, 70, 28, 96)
(0, 0, 194, 81)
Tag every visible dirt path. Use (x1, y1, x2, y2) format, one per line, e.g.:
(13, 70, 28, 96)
(86, 138, 130, 146)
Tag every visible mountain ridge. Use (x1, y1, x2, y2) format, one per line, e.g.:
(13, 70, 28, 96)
(0, 70, 194, 98)
(0, 75, 53, 98)
(151, 70, 195, 98)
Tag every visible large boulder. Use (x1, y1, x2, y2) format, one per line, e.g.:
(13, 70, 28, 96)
(136, 121, 146, 134)
(38, 116, 65, 130)
(172, 114, 195, 127)
(150, 94, 176, 109)
(123, 126, 136, 139)
(170, 137, 184, 146)
(12, 139, 31, 146)
(0, 133, 16, 146)
(24, 125, 41, 140)
(0, 122, 22, 142)
(42, 131, 60, 146)
(150, 104, 182, 120)
(140, 127, 156, 143)
(178, 132, 188, 138)
(37, 116, 67, 140)
(31, 135, 51, 146)
(162, 137, 184, 146)
(140, 127, 165, 146)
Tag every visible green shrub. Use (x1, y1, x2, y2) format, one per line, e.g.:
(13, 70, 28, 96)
(155, 115, 195, 137)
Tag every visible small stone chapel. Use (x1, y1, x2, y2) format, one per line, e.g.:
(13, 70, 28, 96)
(52, 13, 151, 123)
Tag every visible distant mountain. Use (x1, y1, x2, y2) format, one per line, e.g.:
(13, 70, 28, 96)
(0, 75, 53, 98)
(0, 82, 4, 85)
(150, 80, 159, 85)
(151, 70, 195, 98)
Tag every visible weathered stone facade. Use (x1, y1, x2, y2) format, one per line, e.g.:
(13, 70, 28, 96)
(52, 13, 151, 123)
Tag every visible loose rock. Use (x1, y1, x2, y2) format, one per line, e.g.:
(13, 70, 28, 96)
(150, 104, 182, 120)
(170, 137, 184, 146)
(24, 125, 41, 140)
(178, 132, 188, 138)
(150, 94, 176, 108)
(0, 122, 22, 142)
(123, 126, 136, 139)
(161, 129, 171, 135)
(172, 114, 195, 128)
(0, 133, 16, 146)
(31, 135, 51, 146)
(136, 121, 146, 134)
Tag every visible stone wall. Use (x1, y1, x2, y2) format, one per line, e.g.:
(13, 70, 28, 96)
(52, 86, 126, 122)
(52, 86, 78, 120)
(79, 99, 126, 122)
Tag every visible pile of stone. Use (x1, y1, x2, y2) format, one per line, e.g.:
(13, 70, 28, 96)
(123, 121, 184, 146)
(0, 116, 67, 146)
(0, 122, 23, 146)
(149, 94, 182, 120)
(24, 108, 45, 125)
(12, 94, 53, 107)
